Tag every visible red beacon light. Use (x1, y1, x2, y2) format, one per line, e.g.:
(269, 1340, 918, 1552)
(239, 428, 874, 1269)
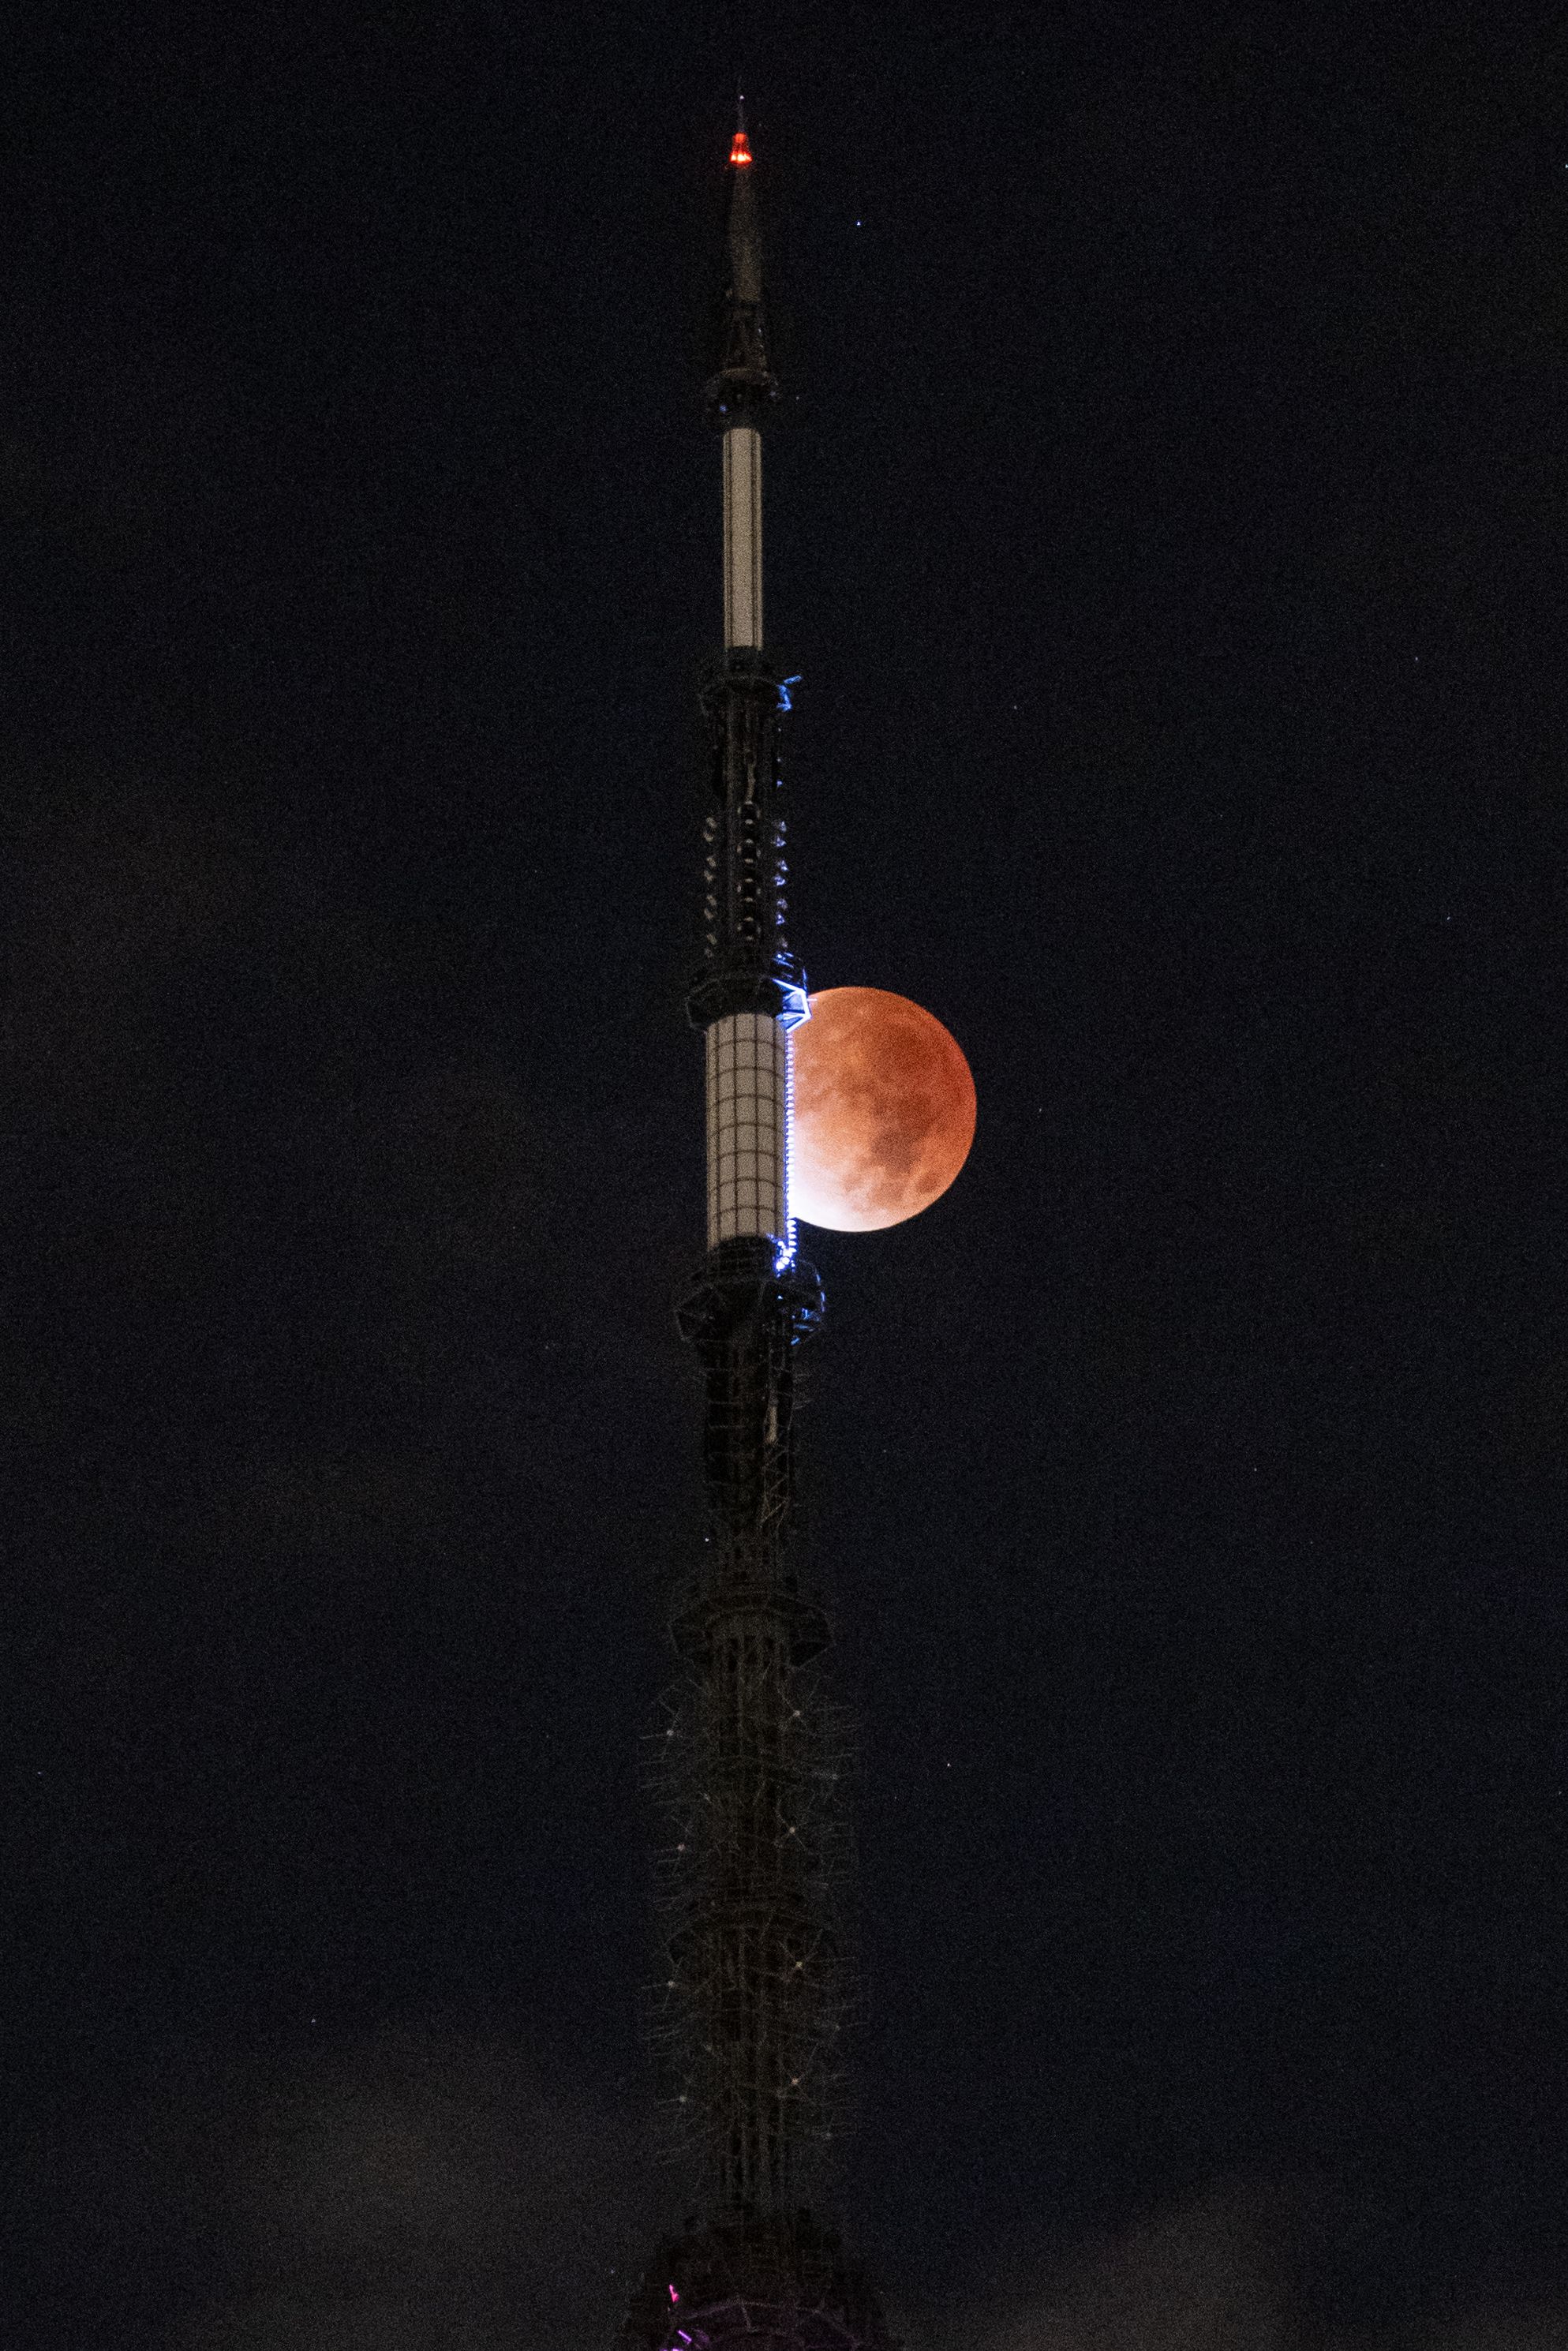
(729, 131, 753, 167)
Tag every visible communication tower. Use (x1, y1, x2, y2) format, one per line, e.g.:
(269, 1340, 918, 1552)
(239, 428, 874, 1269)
(623, 109, 895, 2351)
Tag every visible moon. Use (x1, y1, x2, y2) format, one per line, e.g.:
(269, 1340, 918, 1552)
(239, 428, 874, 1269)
(789, 987, 976, 1233)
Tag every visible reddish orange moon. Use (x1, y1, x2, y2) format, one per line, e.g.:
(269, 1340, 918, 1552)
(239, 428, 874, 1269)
(790, 987, 976, 1233)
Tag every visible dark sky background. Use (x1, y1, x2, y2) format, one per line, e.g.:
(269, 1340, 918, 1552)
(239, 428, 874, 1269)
(4, 6, 1564, 2347)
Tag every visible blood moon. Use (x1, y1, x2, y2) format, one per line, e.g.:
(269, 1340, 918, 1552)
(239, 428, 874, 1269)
(789, 987, 976, 1233)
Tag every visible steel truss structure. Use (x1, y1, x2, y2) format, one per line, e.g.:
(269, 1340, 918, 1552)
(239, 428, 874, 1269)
(623, 106, 894, 2351)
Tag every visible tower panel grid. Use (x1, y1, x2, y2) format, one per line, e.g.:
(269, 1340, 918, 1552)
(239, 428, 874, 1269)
(705, 1013, 790, 1249)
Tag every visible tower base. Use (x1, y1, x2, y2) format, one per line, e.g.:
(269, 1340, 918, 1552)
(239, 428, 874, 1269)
(624, 2213, 896, 2351)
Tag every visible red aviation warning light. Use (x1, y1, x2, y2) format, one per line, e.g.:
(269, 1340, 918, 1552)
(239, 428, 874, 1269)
(729, 130, 753, 167)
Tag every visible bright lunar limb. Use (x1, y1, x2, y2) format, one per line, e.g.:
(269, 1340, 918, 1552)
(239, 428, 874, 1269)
(789, 987, 975, 1233)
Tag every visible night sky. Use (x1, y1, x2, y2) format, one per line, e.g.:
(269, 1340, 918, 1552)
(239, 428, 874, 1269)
(6, 8, 1564, 2348)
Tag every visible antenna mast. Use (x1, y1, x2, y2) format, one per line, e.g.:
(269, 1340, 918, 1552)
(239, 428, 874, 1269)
(623, 110, 894, 2351)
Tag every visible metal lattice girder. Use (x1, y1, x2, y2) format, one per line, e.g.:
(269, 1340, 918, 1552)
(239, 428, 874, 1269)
(629, 111, 893, 2351)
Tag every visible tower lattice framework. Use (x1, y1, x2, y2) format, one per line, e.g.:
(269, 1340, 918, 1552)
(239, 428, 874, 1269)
(623, 110, 894, 2351)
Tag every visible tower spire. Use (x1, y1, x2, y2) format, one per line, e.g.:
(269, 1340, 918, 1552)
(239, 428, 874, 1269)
(623, 110, 894, 2351)
(711, 103, 773, 429)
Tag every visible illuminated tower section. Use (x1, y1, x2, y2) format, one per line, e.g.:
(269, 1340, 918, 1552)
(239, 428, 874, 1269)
(701, 118, 796, 1272)
(625, 110, 893, 2351)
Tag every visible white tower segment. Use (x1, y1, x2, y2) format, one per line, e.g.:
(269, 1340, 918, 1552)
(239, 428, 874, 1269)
(723, 425, 763, 651)
(705, 1010, 789, 1249)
